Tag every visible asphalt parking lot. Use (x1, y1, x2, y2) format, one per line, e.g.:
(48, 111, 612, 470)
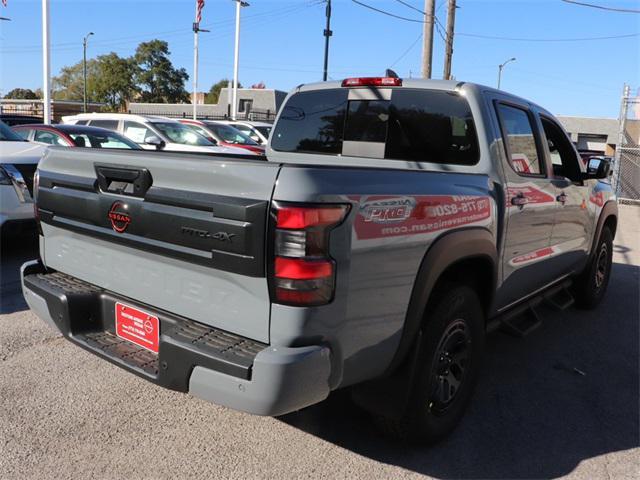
(1, 205, 638, 480)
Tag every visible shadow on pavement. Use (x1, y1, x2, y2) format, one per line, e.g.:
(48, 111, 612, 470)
(281, 262, 640, 479)
(0, 232, 39, 314)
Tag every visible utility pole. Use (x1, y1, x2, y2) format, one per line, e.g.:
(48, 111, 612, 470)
(193, 22, 199, 119)
(442, 0, 456, 80)
(322, 0, 332, 81)
(421, 0, 435, 78)
(232, 0, 249, 121)
(83, 32, 94, 113)
(42, 0, 51, 124)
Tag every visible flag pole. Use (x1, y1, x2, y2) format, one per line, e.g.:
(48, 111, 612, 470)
(42, 0, 51, 124)
(192, 2, 199, 120)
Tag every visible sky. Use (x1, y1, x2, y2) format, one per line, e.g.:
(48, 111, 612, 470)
(0, 0, 638, 118)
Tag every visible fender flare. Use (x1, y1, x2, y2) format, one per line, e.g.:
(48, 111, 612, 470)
(387, 227, 498, 374)
(588, 200, 618, 259)
(351, 228, 497, 418)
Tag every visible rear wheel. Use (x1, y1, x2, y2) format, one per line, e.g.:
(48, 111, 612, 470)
(573, 227, 613, 309)
(376, 284, 485, 443)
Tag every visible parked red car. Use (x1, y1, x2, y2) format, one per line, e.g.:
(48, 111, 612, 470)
(12, 124, 141, 149)
(178, 119, 265, 155)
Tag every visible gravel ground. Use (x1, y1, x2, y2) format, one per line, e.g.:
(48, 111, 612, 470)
(0, 205, 638, 480)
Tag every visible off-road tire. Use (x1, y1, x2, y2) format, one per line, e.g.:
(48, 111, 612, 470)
(375, 284, 485, 443)
(573, 227, 613, 309)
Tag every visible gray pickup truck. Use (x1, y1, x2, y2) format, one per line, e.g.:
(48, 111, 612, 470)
(21, 78, 617, 443)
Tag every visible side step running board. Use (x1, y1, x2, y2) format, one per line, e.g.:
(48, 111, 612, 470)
(545, 286, 575, 310)
(499, 303, 542, 338)
(489, 279, 574, 338)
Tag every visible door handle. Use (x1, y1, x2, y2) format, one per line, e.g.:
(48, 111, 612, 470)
(511, 192, 528, 208)
(556, 192, 567, 204)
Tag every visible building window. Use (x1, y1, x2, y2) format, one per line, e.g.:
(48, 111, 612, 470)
(239, 99, 253, 113)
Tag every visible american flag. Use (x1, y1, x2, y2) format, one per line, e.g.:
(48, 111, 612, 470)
(195, 0, 205, 24)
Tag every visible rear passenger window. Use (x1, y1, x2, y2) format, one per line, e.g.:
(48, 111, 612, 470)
(496, 104, 543, 176)
(272, 88, 479, 165)
(272, 89, 348, 154)
(89, 120, 118, 131)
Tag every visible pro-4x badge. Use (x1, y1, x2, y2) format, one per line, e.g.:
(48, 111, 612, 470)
(181, 226, 235, 243)
(108, 201, 131, 233)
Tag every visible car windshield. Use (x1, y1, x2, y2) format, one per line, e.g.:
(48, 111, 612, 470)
(207, 123, 259, 145)
(0, 121, 25, 141)
(151, 122, 214, 146)
(67, 131, 141, 149)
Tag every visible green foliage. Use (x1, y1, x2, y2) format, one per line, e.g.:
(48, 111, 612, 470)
(52, 59, 100, 101)
(133, 40, 189, 103)
(93, 53, 139, 111)
(3, 88, 40, 99)
(205, 78, 242, 105)
(50, 39, 190, 109)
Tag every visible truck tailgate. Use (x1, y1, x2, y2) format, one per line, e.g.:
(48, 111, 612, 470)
(36, 148, 280, 342)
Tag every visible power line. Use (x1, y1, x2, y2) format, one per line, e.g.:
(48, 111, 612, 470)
(390, 32, 423, 67)
(560, 0, 640, 14)
(351, 0, 424, 22)
(457, 32, 640, 42)
(393, 0, 425, 15)
(351, 1, 640, 42)
(0, 1, 324, 54)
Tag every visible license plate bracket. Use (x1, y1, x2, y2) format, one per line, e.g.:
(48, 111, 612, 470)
(115, 302, 160, 354)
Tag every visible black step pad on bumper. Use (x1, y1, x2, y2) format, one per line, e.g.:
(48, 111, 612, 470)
(23, 269, 268, 392)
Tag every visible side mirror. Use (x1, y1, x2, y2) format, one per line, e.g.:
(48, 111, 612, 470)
(585, 157, 611, 180)
(145, 135, 166, 150)
(208, 137, 218, 145)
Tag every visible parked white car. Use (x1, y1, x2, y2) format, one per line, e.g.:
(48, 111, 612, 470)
(62, 113, 253, 155)
(0, 122, 45, 235)
(215, 120, 272, 145)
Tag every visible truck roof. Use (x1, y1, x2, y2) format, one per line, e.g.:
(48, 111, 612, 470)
(294, 78, 553, 117)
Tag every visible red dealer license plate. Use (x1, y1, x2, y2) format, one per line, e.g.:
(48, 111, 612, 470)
(115, 302, 160, 354)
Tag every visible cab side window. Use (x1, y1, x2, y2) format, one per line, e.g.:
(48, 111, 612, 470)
(540, 116, 582, 182)
(496, 104, 543, 176)
(123, 121, 155, 144)
(89, 120, 118, 131)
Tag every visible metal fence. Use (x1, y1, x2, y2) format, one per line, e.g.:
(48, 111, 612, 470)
(613, 86, 640, 203)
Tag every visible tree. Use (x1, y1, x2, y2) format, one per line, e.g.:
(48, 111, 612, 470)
(52, 59, 99, 101)
(4, 88, 40, 99)
(134, 40, 189, 103)
(93, 53, 139, 110)
(205, 78, 242, 104)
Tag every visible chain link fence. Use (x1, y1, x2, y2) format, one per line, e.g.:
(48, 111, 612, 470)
(613, 87, 640, 203)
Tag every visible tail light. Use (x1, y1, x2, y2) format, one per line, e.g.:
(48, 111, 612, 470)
(271, 203, 349, 306)
(341, 77, 402, 87)
(33, 170, 42, 235)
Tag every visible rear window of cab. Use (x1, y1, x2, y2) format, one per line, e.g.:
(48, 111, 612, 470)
(271, 88, 479, 165)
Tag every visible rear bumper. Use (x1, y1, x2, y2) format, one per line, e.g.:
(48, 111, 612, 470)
(21, 261, 331, 416)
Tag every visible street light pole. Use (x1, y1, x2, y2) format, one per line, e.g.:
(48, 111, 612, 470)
(497, 57, 516, 90)
(42, 0, 51, 124)
(83, 32, 94, 113)
(231, 0, 249, 121)
(322, 0, 332, 81)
